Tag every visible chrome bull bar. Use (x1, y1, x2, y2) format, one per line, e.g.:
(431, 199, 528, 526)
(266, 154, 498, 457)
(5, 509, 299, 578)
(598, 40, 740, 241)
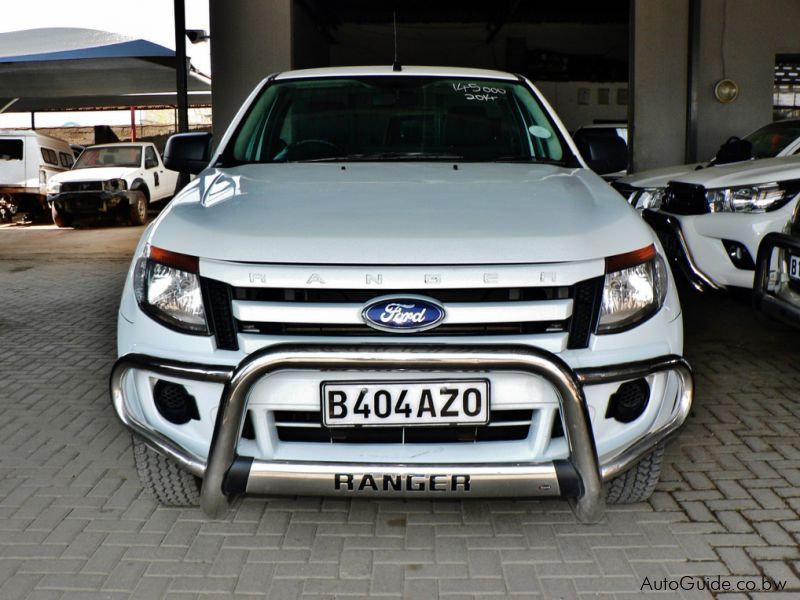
(642, 209, 721, 292)
(110, 344, 693, 524)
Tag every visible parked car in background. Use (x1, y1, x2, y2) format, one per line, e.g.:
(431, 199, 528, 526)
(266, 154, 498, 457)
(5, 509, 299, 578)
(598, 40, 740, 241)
(110, 66, 692, 524)
(642, 154, 800, 291)
(615, 119, 800, 209)
(47, 142, 179, 227)
(754, 202, 800, 327)
(572, 123, 628, 181)
(0, 130, 74, 222)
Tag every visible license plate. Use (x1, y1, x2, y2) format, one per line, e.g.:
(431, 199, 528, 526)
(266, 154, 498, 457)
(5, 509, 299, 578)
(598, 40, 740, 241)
(789, 255, 800, 280)
(321, 380, 490, 427)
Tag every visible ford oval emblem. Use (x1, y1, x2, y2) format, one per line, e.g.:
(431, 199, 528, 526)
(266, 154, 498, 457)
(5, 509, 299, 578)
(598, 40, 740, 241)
(362, 296, 446, 333)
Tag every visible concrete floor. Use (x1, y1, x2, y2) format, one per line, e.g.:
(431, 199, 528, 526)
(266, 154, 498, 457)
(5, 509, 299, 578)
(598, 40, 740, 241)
(0, 222, 798, 599)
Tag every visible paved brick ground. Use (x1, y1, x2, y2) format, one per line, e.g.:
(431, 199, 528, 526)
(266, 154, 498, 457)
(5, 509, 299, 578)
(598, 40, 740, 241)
(0, 225, 798, 599)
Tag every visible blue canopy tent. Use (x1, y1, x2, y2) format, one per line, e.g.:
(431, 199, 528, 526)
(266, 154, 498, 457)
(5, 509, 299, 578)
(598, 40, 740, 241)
(0, 28, 210, 112)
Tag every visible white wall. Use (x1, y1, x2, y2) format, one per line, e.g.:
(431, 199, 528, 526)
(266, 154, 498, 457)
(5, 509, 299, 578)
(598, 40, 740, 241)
(695, 0, 800, 159)
(535, 82, 628, 132)
(631, 0, 800, 171)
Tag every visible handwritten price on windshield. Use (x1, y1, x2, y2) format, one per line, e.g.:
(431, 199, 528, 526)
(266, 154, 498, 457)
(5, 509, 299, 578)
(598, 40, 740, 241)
(452, 82, 507, 102)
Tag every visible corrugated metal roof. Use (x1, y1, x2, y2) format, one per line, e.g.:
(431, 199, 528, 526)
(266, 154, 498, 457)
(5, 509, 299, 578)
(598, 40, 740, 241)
(0, 28, 210, 112)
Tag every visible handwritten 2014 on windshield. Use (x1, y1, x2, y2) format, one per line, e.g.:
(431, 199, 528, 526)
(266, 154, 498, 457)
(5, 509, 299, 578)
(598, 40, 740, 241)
(452, 82, 507, 102)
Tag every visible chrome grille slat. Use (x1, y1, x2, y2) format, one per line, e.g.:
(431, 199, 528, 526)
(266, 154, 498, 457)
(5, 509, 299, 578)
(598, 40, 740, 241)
(232, 298, 573, 324)
(274, 421, 324, 428)
(272, 409, 535, 444)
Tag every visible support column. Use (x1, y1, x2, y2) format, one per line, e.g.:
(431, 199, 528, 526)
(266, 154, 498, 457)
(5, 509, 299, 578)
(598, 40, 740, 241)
(209, 0, 293, 140)
(630, 0, 689, 172)
(174, 0, 189, 134)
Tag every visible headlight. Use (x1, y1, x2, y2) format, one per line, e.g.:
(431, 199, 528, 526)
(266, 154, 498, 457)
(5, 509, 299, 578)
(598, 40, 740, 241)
(597, 245, 668, 334)
(103, 178, 127, 192)
(630, 188, 665, 210)
(705, 181, 799, 213)
(133, 246, 208, 334)
(46, 179, 61, 195)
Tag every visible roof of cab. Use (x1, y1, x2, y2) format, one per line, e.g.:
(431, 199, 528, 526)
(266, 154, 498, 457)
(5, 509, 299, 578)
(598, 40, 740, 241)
(0, 129, 72, 145)
(273, 65, 520, 81)
(84, 142, 153, 149)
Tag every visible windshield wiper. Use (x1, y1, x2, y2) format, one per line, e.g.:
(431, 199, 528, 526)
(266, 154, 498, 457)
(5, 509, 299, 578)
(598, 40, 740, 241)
(492, 155, 535, 163)
(492, 156, 570, 166)
(299, 152, 465, 162)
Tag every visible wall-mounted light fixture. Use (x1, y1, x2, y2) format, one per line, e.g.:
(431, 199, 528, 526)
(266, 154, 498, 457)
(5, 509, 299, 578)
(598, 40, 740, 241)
(186, 29, 210, 44)
(714, 78, 739, 103)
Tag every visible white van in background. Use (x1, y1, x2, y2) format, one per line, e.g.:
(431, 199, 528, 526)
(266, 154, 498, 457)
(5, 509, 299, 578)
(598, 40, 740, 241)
(0, 130, 74, 222)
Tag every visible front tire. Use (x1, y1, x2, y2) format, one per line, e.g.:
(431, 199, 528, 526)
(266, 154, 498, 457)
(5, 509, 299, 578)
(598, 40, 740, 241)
(128, 191, 147, 225)
(51, 204, 73, 228)
(604, 445, 664, 504)
(132, 436, 200, 506)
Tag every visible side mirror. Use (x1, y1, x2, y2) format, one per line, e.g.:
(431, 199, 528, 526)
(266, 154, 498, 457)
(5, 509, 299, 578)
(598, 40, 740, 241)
(163, 132, 213, 174)
(573, 131, 628, 175)
(711, 136, 752, 165)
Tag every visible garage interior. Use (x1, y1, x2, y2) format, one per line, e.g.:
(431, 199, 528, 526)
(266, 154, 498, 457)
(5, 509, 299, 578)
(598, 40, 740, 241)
(210, 0, 800, 171)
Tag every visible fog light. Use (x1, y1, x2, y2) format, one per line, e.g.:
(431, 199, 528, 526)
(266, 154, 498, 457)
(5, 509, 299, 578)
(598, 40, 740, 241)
(722, 239, 755, 270)
(153, 380, 199, 425)
(606, 379, 650, 423)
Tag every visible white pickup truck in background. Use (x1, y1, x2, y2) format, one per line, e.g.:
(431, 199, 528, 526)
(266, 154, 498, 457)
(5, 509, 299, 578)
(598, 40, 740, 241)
(0, 130, 74, 222)
(47, 142, 179, 227)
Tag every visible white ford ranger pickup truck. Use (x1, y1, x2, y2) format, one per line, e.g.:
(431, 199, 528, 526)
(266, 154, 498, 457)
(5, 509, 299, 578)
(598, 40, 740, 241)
(110, 66, 693, 523)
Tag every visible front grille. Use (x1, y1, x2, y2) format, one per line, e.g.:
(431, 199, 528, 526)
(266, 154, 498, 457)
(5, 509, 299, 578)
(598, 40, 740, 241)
(567, 277, 604, 348)
(661, 183, 708, 215)
(202, 272, 603, 350)
(61, 181, 103, 192)
(202, 278, 238, 350)
(274, 409, 533, 444)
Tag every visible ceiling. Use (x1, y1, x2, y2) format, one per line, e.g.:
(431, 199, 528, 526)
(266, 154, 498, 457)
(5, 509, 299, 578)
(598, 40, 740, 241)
(299, 0, 628, 29)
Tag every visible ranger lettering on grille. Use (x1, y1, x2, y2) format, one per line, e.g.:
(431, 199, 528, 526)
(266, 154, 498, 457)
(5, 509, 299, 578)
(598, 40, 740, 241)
(334, 473, 471, 492)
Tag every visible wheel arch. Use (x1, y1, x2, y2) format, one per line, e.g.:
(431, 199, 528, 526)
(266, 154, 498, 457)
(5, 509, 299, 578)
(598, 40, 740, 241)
(129, 179, 150, 201)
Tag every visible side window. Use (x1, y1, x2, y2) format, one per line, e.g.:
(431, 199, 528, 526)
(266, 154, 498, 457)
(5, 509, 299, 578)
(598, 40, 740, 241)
(0, 139, 23, 160)
(59, 152, 74, 168)
(41, 148, 58, 165)
(144, 147, 159, 169)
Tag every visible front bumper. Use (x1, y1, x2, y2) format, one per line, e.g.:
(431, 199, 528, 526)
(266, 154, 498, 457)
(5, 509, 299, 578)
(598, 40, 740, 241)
(643, 209, 720, 291)
(754, 232, 800, 327)
(50, 190, 133, 218)
(110, 344, 693, 523)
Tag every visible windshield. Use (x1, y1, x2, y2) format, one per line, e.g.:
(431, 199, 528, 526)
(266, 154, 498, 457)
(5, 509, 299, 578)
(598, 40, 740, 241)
(74, 146, 142, 169)
(744, 121, 800, 158)
(224, 76, 570, 164)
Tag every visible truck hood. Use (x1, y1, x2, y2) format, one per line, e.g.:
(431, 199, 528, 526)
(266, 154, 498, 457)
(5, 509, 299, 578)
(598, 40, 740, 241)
(149, 163, 655, 265)
(666, 155, 800, 189)
(51, 167, 133, 183)
(618, 162, 706, 189)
